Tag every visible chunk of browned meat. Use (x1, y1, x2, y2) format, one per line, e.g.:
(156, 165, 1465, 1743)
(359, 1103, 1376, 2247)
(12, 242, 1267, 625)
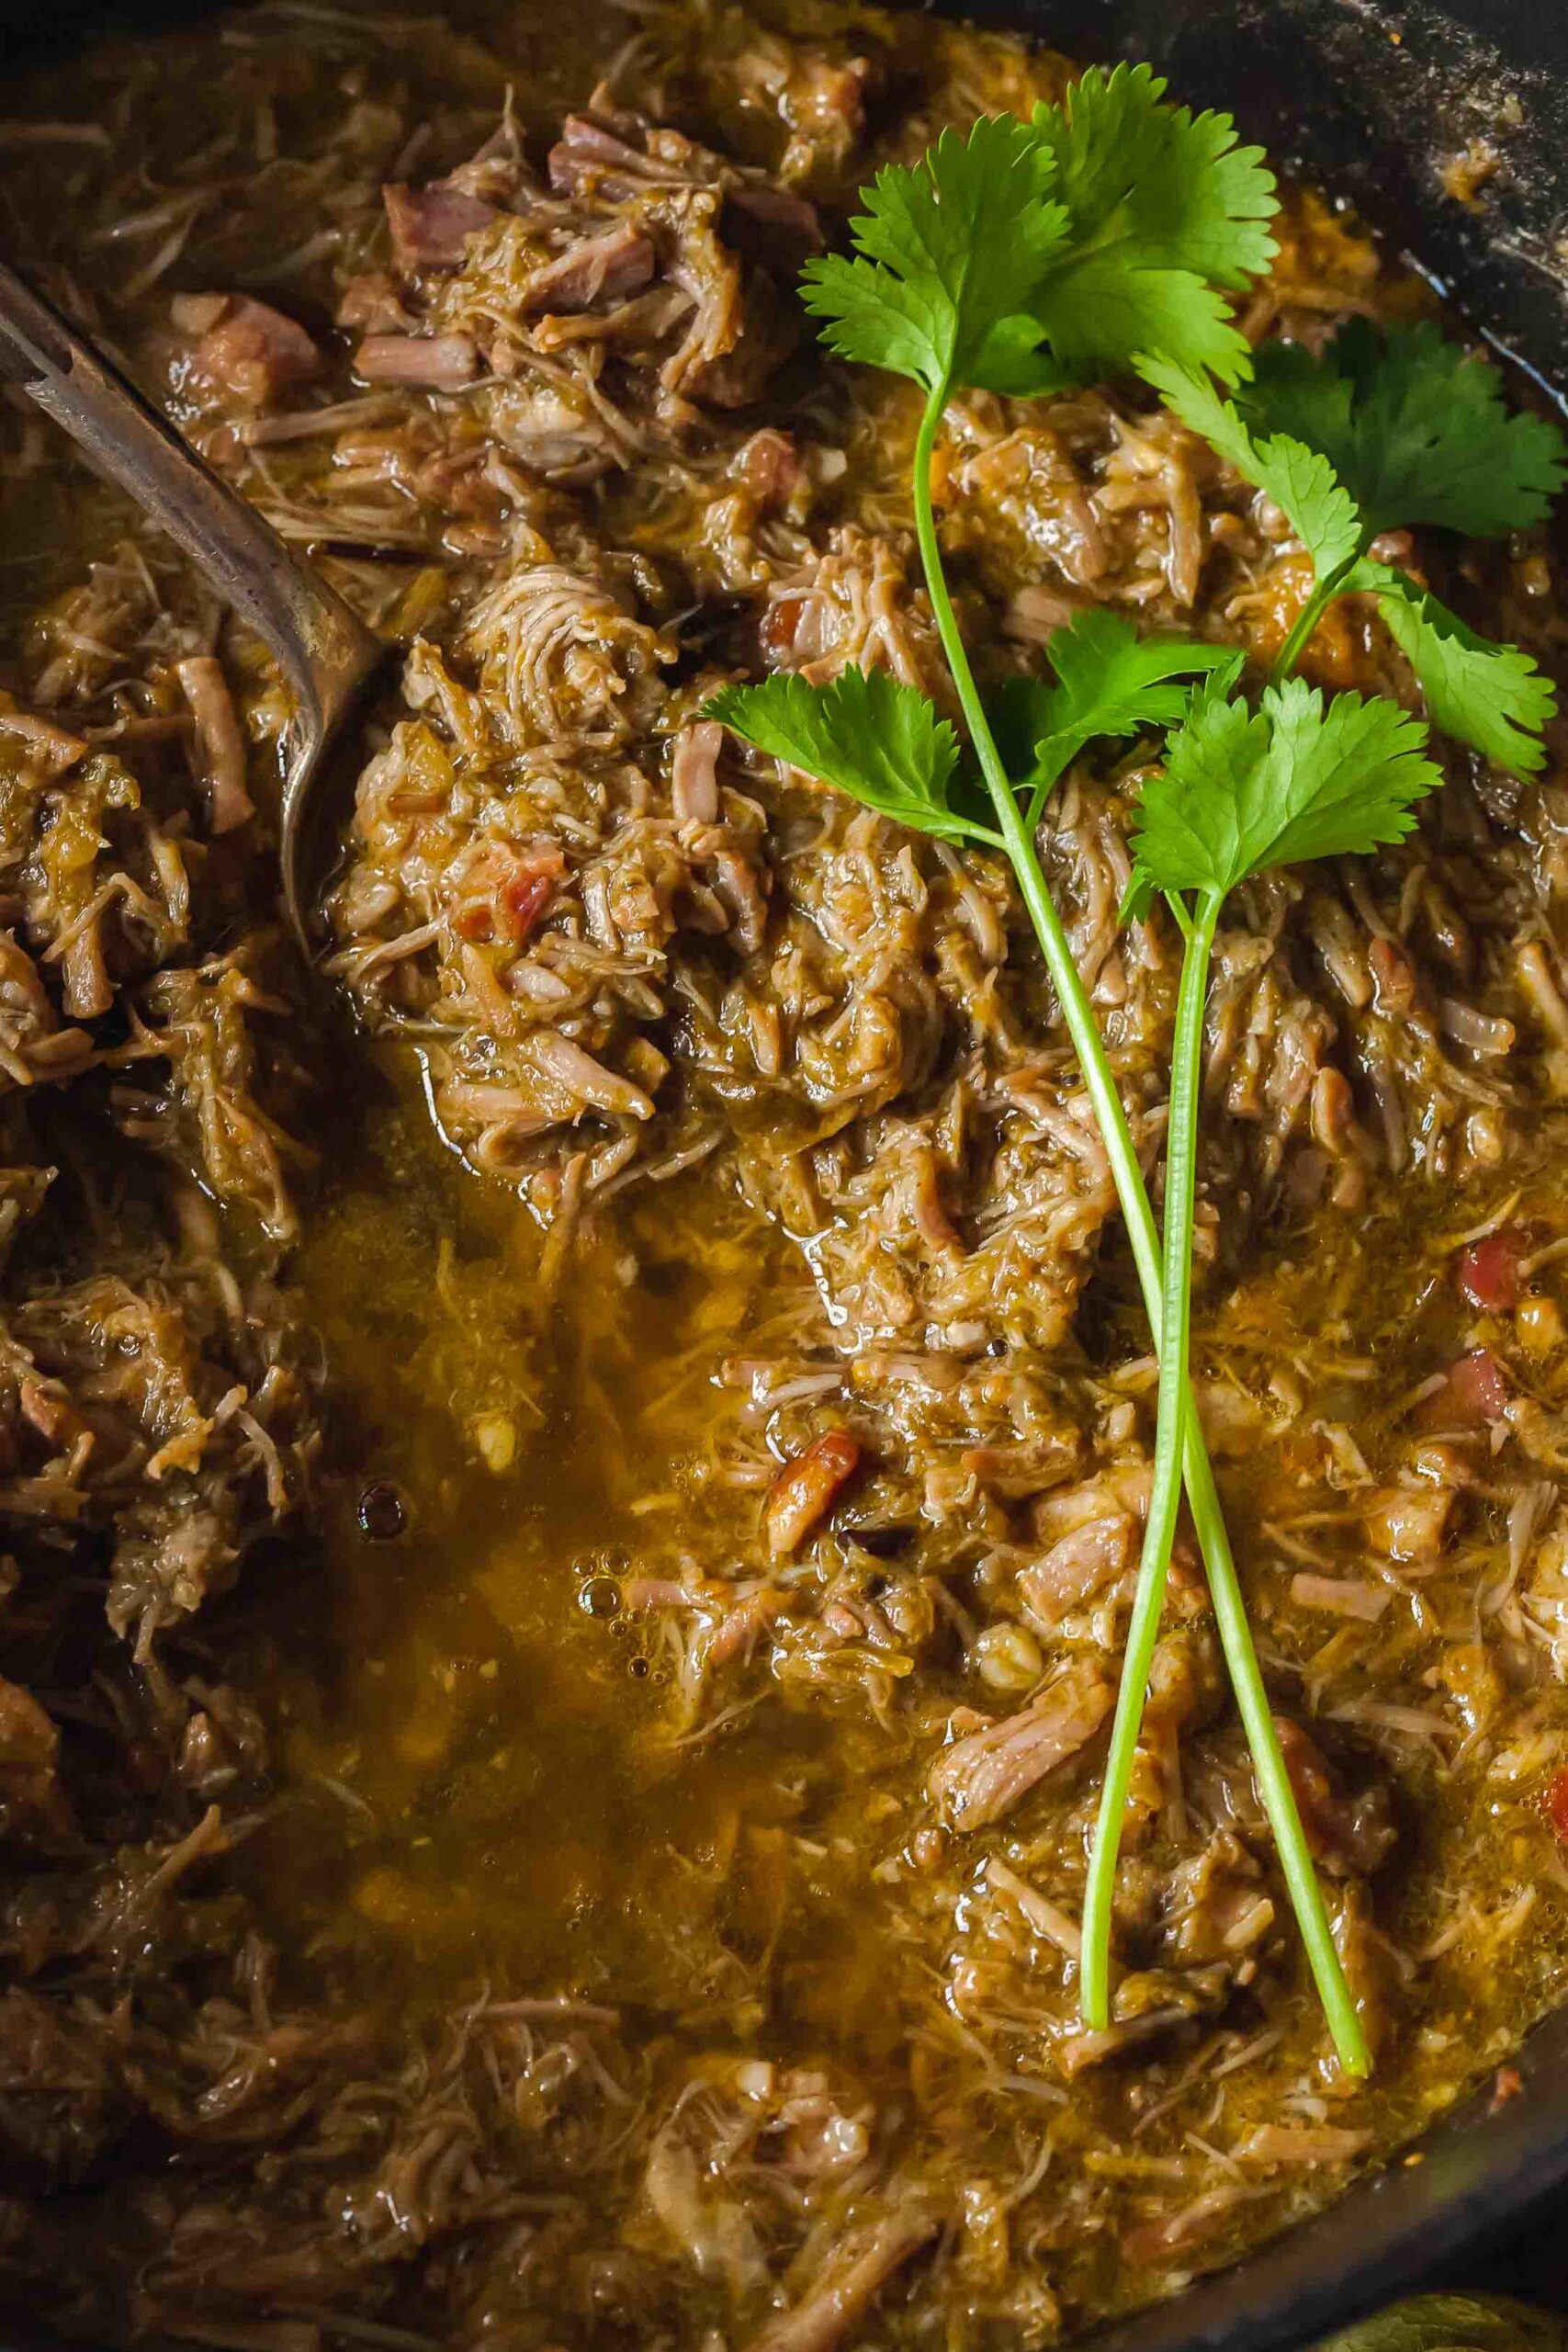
(1421, 1347, 1510, 1428)
(175, 655, 254, 834)
(547, 113, 700, 198)
(930, 1658, 1114, 1833)
(0, 1990, 129, 2186)
(1457, 1227, 1525, 1313)
(1019, 1510, 1133, 1629)
(694, 266, 798, 408)
(747, 2201, 940, 2352)
(336, 270, 415, 333)
(765, 1430, 862, 1555)
(0, 1676, 73, 1841)
(722, 184, 824, 274)
(1273, 1718, 1397, 1876)
(354, 332, 480, 390)
(1329, 1876, 1399, 2061)
(521, 223, 656, 314)
(738, 426, 802, 508)
(1162, 1832, 1276, 1967)
(178, 295, 320, 410)
(384, 179, 495, 271)
(447, 839, 564, 946)
(1363, 1482, 1451, 1564)
(671, 721, 722, 824)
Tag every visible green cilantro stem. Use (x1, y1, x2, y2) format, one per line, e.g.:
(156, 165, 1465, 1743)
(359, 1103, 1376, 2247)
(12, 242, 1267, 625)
(1103, 667, 1438, 2075)
(1105, 880, 1369, 2070)
(1271, 561, 1354, 684)
(1079, 888, 1204, 2031)
(1080, 886, 1369, 2075)
(1024, 752, 1073, 835)
(908, 390, 1369, 2076)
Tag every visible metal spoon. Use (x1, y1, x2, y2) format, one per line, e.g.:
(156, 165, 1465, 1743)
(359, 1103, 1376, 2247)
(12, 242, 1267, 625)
(0, 262, 385, 946)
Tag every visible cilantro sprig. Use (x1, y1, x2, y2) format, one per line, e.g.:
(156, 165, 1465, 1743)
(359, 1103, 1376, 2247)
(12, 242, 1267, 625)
(1143, 323, 1565, 773)
(1077, 683, 1440, 2037)
(693, 74, 1568, 2085)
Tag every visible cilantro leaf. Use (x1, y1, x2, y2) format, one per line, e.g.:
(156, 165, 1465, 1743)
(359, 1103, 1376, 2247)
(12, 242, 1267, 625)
(1027, 63, 1278, 386)
(1144, 338, 1562, 776)
(1036, 63, 1276, 289)
(1125, 676, 1440, 919)
(800, 114, 1070, 399)
(801, 71, 1278, 401)
(704, 668, 988, 844)
(1346, 560, 1559, 777)
(1141, 355, 1362, 577)
(987, 609, 1244, 818)
(1241, 321, 1566, 539)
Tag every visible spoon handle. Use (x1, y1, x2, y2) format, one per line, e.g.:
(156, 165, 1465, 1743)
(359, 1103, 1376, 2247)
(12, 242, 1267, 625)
(0, 262, 378, 739)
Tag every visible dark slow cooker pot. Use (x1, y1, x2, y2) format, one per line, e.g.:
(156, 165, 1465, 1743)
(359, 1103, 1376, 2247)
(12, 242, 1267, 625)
(2, 0, 1567, 2345)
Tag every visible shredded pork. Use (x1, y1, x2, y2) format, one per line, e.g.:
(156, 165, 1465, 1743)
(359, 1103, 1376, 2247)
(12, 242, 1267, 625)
(0, 2, 1566, 2348)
